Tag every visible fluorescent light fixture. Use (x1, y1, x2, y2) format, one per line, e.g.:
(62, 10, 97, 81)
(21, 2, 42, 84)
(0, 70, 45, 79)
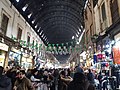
(16, 0, 20, 2)
(22, 4, 28, 11)
(77, 31, 80, 34)
(39, 30, 43, 35)
(79, 28, 81, 32)
(28, 13, 32, 18)
(41, 34, 44, 38)
(35, 25, 37, 28)
(32, 20, 35, 24)
(76, 34, 78, 37)
(43, 36, 45, 39)
(81, 25, 83, 29)
(37, 29, 40, 32)
(72, 36, 74, 39)
(37, 27, 41, 32)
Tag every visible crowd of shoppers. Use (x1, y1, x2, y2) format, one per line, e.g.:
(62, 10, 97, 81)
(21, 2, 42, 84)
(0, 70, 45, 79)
(0, 65, 108, 90)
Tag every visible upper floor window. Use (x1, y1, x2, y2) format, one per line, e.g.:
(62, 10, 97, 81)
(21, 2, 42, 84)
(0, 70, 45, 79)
(100, 2, 108, 31)
(101, 3, 106, 21)
(17, 27, 22, 41)
(36, 40, 38, 49)
(110, 0, 119, 23)
(1, 13, 9, 35)
(27, 32, 30, 46)
(32, 38, 35, 50)
(32, 40, 34, 46)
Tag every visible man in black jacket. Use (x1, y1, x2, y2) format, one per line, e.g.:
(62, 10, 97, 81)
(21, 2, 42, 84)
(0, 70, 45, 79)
(0, 66, 12, 90)
(67, 72, 95, 90)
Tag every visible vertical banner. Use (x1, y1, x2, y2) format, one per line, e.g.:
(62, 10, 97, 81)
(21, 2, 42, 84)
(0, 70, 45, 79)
(113, 46, 120, 64)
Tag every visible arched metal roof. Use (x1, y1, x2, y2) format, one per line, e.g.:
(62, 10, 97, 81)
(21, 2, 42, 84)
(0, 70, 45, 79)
(9, 0, 87, 62)
(10, 0, 86, 45)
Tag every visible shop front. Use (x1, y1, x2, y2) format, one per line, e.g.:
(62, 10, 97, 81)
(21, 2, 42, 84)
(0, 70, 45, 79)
(113, 33, 120, 64)
(0, 42, 9, 67)
(21, 53, 33, 69)
(92, 35, 114, 74)
(111, 33, 120, 88)
(8, 47, 22, 67)
(106, 18, 120, 65)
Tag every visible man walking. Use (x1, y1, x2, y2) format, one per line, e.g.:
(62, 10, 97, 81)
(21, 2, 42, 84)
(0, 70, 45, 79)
(13, 70, 34, 90)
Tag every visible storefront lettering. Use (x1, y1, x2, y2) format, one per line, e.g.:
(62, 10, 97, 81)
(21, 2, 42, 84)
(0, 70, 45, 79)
(0, 43, 9, 51)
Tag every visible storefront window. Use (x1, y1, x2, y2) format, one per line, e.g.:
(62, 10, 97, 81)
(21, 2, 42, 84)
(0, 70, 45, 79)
(17, 27, 22, 40)
(110, 0, 119, 23)
(8, 51, 21, 67)
(21, 54, 33, 69)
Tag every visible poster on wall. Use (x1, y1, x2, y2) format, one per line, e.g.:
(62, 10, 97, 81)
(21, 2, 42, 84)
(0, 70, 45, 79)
(113, 47, 120, 64)
(8, 51, 21, 66)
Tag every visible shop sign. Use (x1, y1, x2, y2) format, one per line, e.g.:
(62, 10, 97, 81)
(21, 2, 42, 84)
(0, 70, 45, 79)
(0, 43, 9, 51)
(11, 47, 21, 54)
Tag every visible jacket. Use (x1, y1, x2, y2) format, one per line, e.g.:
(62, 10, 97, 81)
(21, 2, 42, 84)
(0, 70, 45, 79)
(0, 75, 12, 90)
(14, 77, 34, 90)
(67, 80, 95, 90)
